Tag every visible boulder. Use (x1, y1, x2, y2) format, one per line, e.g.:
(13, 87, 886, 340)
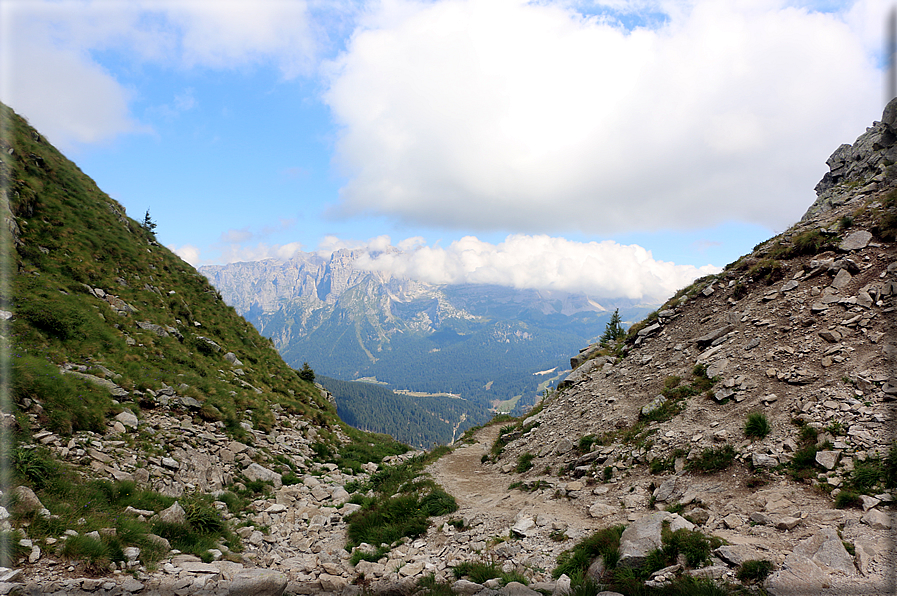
(588, 502, 618, 518)
(243, 463, 283, 489)
(695, 325, 734, 347)
(228, 569, 288, 596)
(157, 502, 186, 525)
(11, 486, 45, 514)
(114, 409, 139, 429)
(838, 231, 872, 251)
(792, 527, 855, 576)
(861, 509, 892, 530)
(618, 512, 670, 568)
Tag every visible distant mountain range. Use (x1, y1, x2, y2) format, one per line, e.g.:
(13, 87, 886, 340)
(201, 249, 657, 433)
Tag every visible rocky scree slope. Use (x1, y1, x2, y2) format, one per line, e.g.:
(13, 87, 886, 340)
(488, 102, 897, 595)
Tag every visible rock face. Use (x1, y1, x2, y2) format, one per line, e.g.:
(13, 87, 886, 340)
(804, 95, 897, 220)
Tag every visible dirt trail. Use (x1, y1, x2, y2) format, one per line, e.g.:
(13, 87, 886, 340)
(426, 425, 594, 531)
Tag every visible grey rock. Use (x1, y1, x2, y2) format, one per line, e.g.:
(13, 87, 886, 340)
(511, 517, 536, 537)
(195, 335, 223, 352)
(861, 508, 892, 530)
(831, 269, 852, 290)
(781, 279, 799, 292)
(815, 450, 841, 470)
(228, 569, 288, 596)
(767, 556, 827, 596)
(157, 501, 186, 525)
(452, 579, 484, 595)
(588, 502, 617, 518)
(136, 320, 169, 337)
(640, 395, 667, 417)
(244, 462, 283, 489)
(11, 486, 45, 513)
(121, 578, 144, 593)
(60, 370, 129, 397)
(818, 329, 841, 343)
(637, 323, 661, 337)
(752, 453, 779, 468)
(500, 581, 540, 596)
(114, 409, 139, 429)
(552, 574, 571, 595)
(793, 527, 855, 575)
(714, 545, 764, 567)
(619, 512, 670, 568)
(554, 438, 574, 455)
(695, 325, 734, 348)
(839, 230, 873, 251)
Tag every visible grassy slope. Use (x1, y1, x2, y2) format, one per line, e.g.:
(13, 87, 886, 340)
(1, 100, 343, 445)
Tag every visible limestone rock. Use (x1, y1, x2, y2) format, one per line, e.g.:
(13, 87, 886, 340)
(114, 409, 139, 429)
(861, 509, 892, 530)
(157, 502, 186, 525)
(839, 231, 872, 251)
(228, 569, 288, 596)
(618, 512, 670, 568)
(244, 462, 283, 489)
(588, 502, 617, 518)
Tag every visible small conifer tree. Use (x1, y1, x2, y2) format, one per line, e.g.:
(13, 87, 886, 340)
(600, 308, 626, 345)
(298, 362, 315, 382)
(142, 209, 157, 234)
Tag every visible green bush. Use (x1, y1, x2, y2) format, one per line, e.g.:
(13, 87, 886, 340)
(687, 445, 736, 474)
(744, 412, 771, 440)
(0, 531, 28, 567)
(20, 298, 85, 340)
(553, 525, 625, 579)
(61, 534, 112, 571)
(834, 490, 862, 509)
(737, 559, 774, 583)
(663, 527, 713, 568)
(515, 452, 535, 473)
(13, 446, 59, 490)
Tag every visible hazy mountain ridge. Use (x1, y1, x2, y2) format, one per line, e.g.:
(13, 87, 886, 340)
(202, 252, 656, 421)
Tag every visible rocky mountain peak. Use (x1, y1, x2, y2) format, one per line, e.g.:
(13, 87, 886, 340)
(804, 97, 897, 221)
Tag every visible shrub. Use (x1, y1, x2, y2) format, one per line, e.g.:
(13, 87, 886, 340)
(663, 527, 712, 568)
(834, 490, 862, 509)
(744, 412, 771, 440)
(298, 362, 315, 382)
(515, 452, 535, 473)
(0, 531, 28, 567)
(747, 258, 784, 285)
(577, 435, 596, 453)
(687, 445, 736, 474)
(13, 446, 59, 490)
(453, 560, 503, 583)
(737, 559, 774, 583)
(61, 535, 113, 572)
(553, 525, 625, 579)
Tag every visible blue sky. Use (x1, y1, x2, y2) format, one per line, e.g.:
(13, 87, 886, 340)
(0, 0, 886, 301)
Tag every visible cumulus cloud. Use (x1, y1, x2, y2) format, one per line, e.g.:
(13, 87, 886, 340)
(324, 0, 881, 234)
(345, 234, 718, 301)
(170, 243, 201, 266)
(0, 0, 327, 146)
(216, 241, 305, 264)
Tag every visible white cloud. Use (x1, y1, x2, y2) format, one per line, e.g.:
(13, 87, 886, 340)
(346, 234, 718, 300)
(170, 243, 201, 266)
(216, 242, 306, 264)
(324, 0, 882, 234)
(0, 0, 326, 147)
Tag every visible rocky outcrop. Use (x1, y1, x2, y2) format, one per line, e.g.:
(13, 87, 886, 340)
(803, 96, 897, 220)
